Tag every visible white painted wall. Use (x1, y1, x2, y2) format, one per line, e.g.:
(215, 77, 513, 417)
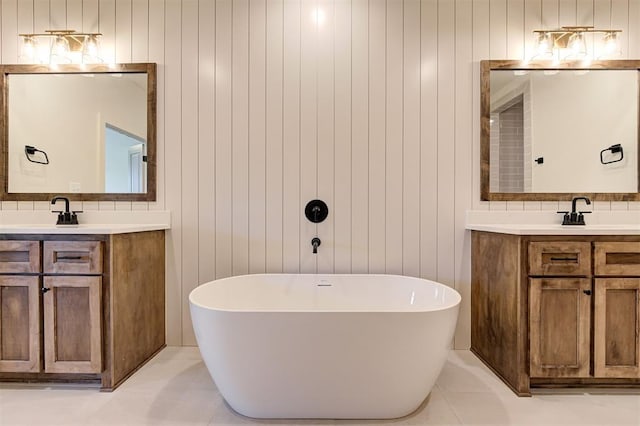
(1, 0, 639, 349)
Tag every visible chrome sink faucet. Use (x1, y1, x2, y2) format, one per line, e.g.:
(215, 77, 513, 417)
(558, 196, 591, 225)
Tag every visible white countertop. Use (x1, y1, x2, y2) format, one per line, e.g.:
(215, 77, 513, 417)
(466, 210, 640, 235)
(0, 210, 170, 235)
(0, 223, 169, 235)
(466, 223, 640, 235)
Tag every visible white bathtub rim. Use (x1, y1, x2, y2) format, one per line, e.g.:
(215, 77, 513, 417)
(189, 273, 461, 314)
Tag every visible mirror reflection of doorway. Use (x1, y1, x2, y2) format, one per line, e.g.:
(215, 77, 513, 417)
(104, 124, 146, 193)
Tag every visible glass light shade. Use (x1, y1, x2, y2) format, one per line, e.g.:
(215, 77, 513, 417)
(536, 32, 553, 58)
(82, 35, 101, 63)
(50, 35, 71, 63)
(568, 32, 587, 58)
(604, 32, 620, 57)
(21, 37, 36, 61)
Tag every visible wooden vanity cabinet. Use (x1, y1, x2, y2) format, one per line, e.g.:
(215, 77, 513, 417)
(0, 241, 41, 373)
(0, 231, 165, 390)
(471, 232, 640, 396)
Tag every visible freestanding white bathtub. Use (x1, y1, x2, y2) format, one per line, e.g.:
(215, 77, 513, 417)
(189, 274, 461, 419)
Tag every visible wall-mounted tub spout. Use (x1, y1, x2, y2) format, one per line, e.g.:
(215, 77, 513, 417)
(311, 237, 321, 254)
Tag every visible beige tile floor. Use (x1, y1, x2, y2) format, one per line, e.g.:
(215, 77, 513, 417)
(1, 347, 639, 426)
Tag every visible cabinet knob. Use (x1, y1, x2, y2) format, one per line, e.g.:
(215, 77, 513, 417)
(583, 290, 592, 296)
(41, 287, 50, 293)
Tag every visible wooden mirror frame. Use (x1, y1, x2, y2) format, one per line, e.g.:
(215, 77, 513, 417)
(0, 63, 156, 201)
(481, 59, 640, 201)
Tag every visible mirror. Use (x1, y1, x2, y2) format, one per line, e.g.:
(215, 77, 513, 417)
(0, 63, 156, 201)
(481, 60, 640, 201)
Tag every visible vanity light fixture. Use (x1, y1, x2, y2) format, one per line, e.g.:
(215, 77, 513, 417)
(19, 30, 102, 64)
(532, 26, 621, 62)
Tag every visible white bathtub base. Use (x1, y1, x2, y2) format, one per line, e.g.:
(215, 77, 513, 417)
(192, 310, 457, 419)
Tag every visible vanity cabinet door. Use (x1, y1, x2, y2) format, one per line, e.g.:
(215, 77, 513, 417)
(529, 278, 591, 378)
(0, 276, 41, 372)
(594, 278, 640, 378)
(42, 276, 102, 374)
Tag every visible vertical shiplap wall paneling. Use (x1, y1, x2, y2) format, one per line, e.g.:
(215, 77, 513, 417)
(385, 0, 403, 275)
(576, 0, 596, 25)
(131, 0, 148, 62)
(115, 0, 131, 62)
(437, 0, 455, 288)
(148, 0, 165, 215)
(350, 0, 368, 272)
(248, 0, 266, 274)
(541, 0, 559, 28)
(316, 0, 335, 274)
(368, 0, 386, 274)
(265, 0, 283, 272)
(15, 2, 30, 61)
(488, 0, 507, 211)
(146, 0, 170, 340)
(197, 0, 215, 319)
(299, 0, 317, 272)
(164, 0, 182, 346)
(49, 0, 65, 28)
(181, 0, 199, 345)
(402, 0, 420, 278)
(333, 0, 352, 273)
(282, 0, 300, 273)
(454, 0, 473, 348)
(420, 0, 438, 279)
(472, 0, 490, 212)
(506, 0, 524, 211)
(232, 0, 249, 276)
(215, 0, 232, 279)
(67, 0, 82, 31)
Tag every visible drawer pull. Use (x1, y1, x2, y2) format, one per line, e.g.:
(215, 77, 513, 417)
(583, 290, 592, 296)
(41, 287, 50, 293)
(550, 256, 578, 262)
(57, 256, 84, 261)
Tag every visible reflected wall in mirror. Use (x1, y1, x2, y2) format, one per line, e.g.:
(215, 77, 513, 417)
(0, 63, 156, 201)
(481, 60, 640, 201)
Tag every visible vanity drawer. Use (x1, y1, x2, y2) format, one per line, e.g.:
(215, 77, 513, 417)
(529, 242, 591, 276)
(44, 241, 102, 274)
(0, 241, 40, 274)
(594, 242, 640, 276)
